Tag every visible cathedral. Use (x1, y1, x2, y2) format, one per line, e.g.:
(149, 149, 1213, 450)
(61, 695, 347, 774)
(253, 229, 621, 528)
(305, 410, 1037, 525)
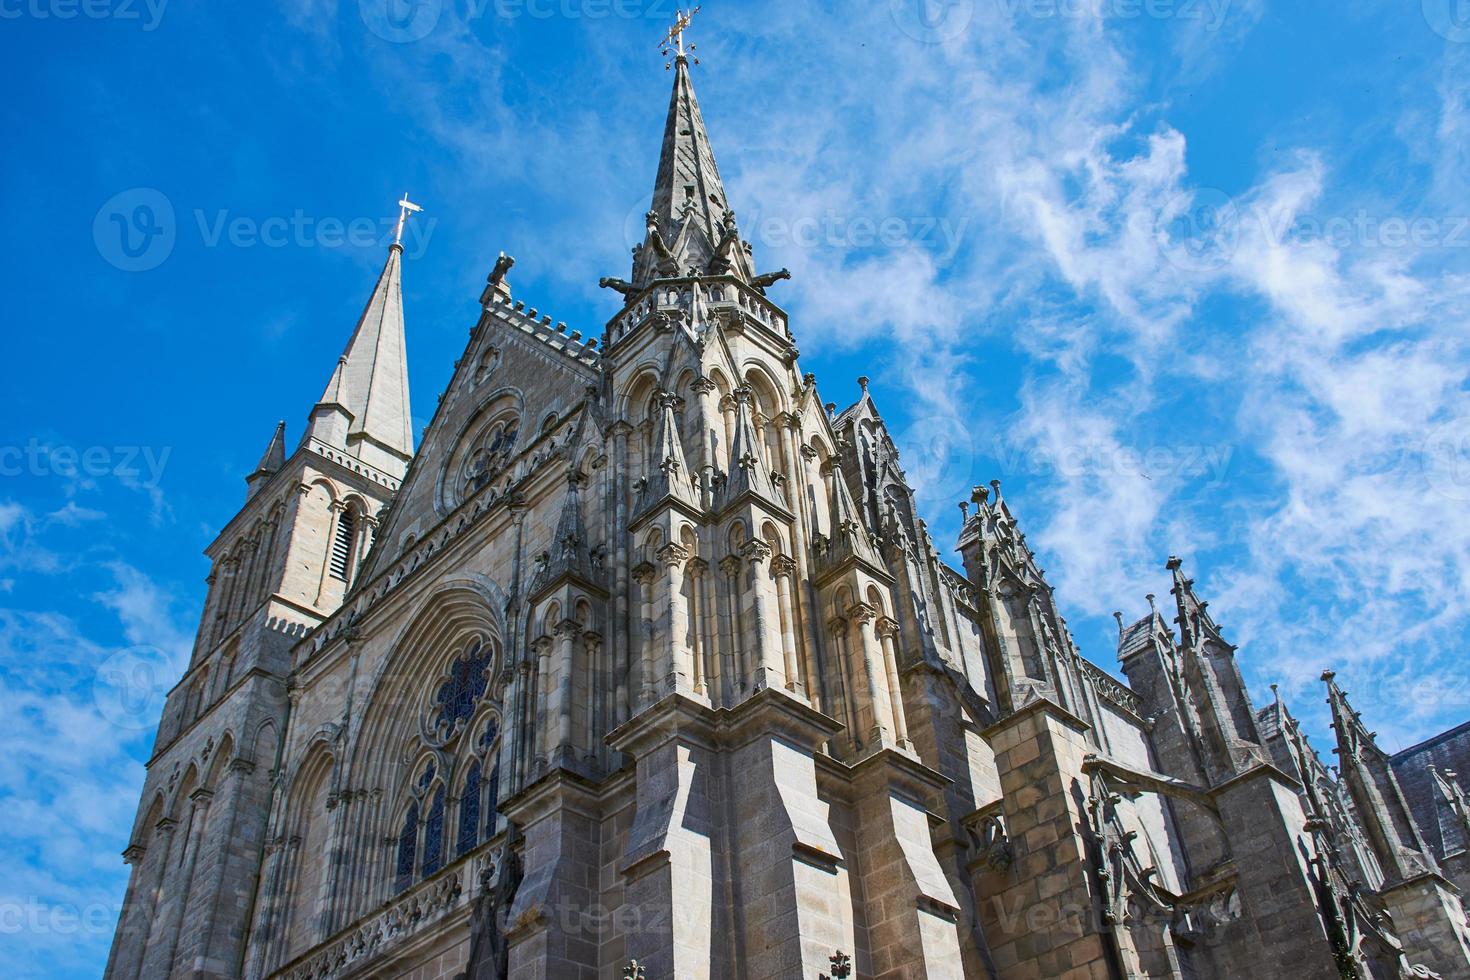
(105, 34, 1470, 980)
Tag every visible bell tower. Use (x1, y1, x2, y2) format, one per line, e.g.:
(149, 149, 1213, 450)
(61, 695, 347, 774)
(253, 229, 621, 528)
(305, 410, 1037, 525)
(104, 223, 419, 980)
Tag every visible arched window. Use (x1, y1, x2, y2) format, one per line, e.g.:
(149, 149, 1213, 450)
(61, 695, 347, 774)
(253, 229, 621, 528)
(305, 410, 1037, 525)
(431, 639, 493, 740)
(394, 802, 418, 895)
(457, 761, 481, 858)
(421, 786, 446, 878)
(329, 506, 357, 581)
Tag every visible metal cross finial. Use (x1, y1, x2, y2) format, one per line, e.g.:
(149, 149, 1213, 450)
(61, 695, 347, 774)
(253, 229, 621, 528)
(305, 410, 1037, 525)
(660, 5, 701, 64)
(394, 194, 424, 246)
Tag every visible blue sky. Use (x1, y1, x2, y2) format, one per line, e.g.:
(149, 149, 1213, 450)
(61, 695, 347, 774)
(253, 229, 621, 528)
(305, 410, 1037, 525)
(3, 0, 1470, 976)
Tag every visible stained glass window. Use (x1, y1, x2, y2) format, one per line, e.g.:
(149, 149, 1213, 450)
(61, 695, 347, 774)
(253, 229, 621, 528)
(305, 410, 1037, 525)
(458, 761, 481, 857)
(421, 786, 446, 878)
(394, 802, 418, 895)
(432, 641, 492, 739)
(418, 762, 436, 792)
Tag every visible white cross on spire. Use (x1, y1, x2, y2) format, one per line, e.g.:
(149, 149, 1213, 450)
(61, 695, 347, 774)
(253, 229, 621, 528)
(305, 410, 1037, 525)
(660, 6, 701, 62)
(394, 194, 423, 247)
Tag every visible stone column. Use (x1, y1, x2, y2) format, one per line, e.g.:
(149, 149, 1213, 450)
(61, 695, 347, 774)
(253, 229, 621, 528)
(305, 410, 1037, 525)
(719, 555, 744, 703)
(876, 617, 912, 750)
(533, 636, 553, 772)
(847, 603, 893, 748)
(582, 631, 602, 767)
(552, 619, 581, 765)
(687, 558, 710, 696)
(656, 542, 693, 695)
(693, 377, 718, 508)
(828, 616, 861, 753)
(741, 540, 783, 693)
(633, 562, 657, 707)
(610, 422, 633, 726)
(771, 556, 803, 696)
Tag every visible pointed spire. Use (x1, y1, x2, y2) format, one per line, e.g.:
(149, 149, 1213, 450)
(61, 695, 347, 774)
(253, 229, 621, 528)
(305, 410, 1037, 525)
(1166, 556, 1264, 780)
(826, 441, 883, 566)
(629, 53, 756, 289)
(719, 386, 776, 504)
(534, 470, 595, 592)
(305, 243, 414, 479)
(246, 421, 287, 498)
(1323, 669, 1437, 883)
(639, 391, 701, 512)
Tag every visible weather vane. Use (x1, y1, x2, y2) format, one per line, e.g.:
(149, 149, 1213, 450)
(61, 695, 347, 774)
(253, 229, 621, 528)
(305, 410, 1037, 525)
(660, 6, 701, 69)
(394, 194, 423, 247)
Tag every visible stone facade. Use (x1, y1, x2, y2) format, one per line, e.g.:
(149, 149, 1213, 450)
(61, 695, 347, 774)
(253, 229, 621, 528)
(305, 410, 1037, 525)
(105, 56, 1470, 980)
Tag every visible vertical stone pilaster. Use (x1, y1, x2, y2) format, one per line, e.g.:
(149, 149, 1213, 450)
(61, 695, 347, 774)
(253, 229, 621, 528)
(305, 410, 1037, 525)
(610, 698, 723, 980)
(1377, 875, 1470, 979)
(847, 750, 966, 979)
(980, 701, 1118, 980)
(1206, 767, 1341, 980)
(502, 773, 603, 980)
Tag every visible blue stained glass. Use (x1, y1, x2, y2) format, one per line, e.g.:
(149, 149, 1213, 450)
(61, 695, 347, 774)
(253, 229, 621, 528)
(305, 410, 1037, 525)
(481, 718, 499, 750)
(394, 802, 418, 895)
(421, 787, 446, 878)
(418, 762, 435, 792)
(458, 761, 481, 857)
(433, 641, 491, 738)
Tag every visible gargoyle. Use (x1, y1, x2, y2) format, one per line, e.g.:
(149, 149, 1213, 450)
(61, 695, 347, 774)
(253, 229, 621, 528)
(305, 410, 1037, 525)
(707, 209, 741, 275)
(645, 210, 675, 261)
(750, 268, 792, 293)
(598, 277, 641, 300)
(488, 252, 515, 289)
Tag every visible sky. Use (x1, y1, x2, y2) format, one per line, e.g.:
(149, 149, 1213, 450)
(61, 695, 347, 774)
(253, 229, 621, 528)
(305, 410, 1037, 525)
(3, 0, 1470, 976)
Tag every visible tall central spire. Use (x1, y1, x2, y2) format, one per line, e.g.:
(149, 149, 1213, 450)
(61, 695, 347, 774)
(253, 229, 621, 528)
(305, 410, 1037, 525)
(626, 48, 756, 289)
